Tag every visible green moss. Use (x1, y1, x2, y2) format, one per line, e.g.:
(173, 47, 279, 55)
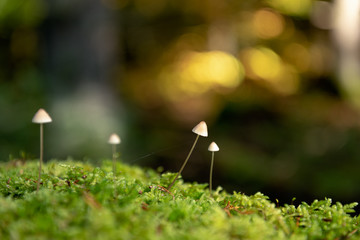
(0, 160, 359, 239)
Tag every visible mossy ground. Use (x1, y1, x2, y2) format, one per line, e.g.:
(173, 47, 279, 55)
(0, 159, 359, 240)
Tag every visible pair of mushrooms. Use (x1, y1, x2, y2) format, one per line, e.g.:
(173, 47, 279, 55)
(32, 108, 122, 192)
(168, 121, 219, 196)
(33, 109, 218, 195)
(108, 121, 220, 195)
(107, 122, 220, 194)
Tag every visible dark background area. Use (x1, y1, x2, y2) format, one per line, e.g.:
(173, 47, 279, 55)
(1, 0, 360, 206)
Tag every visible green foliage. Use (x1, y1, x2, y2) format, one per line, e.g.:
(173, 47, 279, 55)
(0, 160, 359, 239)
(0, 0, 46, 28)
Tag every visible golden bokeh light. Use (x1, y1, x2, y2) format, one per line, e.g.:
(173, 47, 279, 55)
(241, 47, 300, 95)
(267, 0, 312, 17)
(158, 51, 244, 101)
(248, 47, 282, 80)
(271, 64, 300, 95)
(283, 43, 311, 73)
(203, 51, 244, 88)
(253, 9, 284, 39)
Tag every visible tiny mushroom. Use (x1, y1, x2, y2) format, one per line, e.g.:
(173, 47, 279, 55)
(168, 121, 208, 189)
(32, 108, 52, 192)
(108, 133, 121, 145)
(192, 121, 208, 137)
(108, 133, 121, 175)
(208, 142, 219, 196)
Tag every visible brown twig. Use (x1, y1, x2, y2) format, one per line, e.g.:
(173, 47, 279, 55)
(157, 185, 175, 200)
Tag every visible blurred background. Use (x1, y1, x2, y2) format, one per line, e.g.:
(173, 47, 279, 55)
(1, 0, 360, 205)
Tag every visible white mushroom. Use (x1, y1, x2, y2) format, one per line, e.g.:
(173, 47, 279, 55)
(168, 121, 208, 189)
(108, 133, 121, 144)
(32, 108, 52, 124)
(208, 142, 219, 152)
(208, 142, 219, 196)
(32, 108, 52, 192)
(108, 133, 121, 175)
(192, 121, 208, 137)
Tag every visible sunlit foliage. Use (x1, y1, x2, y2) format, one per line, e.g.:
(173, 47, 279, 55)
(0, 160, 359, 239)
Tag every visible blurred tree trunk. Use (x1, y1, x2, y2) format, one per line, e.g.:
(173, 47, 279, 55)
(41, 0, 124, 159)
(43, 0, 118, 95)
(332, 0, 360, 106)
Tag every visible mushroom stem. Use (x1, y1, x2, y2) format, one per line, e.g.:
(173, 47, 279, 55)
(168, 134, 200, 190)
(37, 123, 43, 192)
(112, 144, 116, 175)
(32, 108, 52, 193)
(108, 133, 121, 176)
(209, 151, 214, 196)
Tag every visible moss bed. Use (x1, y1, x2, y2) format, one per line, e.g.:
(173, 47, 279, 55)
(0, 160, 359, 239)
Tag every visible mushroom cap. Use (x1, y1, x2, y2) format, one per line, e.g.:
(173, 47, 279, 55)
(32, 108, 52, 124)
(192, 121, 208, 137)
(108, 133, 121, 144)
(208, 142, 219, 152)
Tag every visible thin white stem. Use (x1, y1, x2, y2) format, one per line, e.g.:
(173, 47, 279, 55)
(112, 144, 116, 175)
(209, 151, 214, 196)
(168, 134, 200, 190)
(37, 123, 43, 192)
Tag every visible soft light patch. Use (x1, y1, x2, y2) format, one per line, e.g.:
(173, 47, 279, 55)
(249, 47, 282, 80)
(159, 51, 244, 100)
(253, 9, 284, 39)
(267, 0, 312, 17)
